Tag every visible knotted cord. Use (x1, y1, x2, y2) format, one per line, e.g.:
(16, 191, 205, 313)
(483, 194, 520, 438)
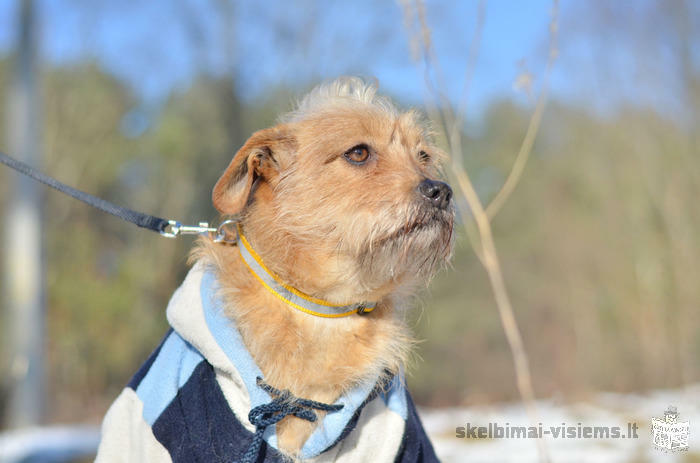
(241, 377, 344, 463)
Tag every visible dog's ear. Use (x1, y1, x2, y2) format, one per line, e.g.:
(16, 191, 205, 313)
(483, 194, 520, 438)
(213, 126, 295, 215)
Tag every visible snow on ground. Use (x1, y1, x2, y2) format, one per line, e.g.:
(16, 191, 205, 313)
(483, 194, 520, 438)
(0, 385, 697, 462)
(421, 384, 700, 462)
(0, 425, 100, 462)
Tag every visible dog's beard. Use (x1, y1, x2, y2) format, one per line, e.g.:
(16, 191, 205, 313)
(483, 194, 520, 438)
(356, 204, 454, 289)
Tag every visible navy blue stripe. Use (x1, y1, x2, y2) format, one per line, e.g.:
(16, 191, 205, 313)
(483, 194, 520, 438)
(152, 360, 286, 463)
(127, 328, 173, 390)
(394, 390, 440, 463)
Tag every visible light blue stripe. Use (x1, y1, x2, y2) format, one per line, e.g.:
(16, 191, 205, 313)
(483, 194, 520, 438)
(299, 374, 408, 458)
(300, 380, 378, 459)
(135, 331, 204, 425)
(383, 374, 408, 420)
(200, 270, 277, 442)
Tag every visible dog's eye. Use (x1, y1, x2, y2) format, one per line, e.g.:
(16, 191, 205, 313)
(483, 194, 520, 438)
(418, 150, 431, 163)
(344, 145, 371, 165)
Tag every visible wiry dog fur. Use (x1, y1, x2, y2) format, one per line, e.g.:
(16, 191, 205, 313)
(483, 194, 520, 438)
(191, 77, 454, 456)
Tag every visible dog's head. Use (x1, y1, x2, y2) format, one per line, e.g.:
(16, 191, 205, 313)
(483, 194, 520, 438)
(212, 78, 454, 303)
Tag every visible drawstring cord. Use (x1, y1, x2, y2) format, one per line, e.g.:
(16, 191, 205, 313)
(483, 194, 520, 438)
(241, 377, 344, 463)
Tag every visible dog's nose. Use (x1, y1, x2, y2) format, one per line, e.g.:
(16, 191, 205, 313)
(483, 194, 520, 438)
(418, 179, 453, 210)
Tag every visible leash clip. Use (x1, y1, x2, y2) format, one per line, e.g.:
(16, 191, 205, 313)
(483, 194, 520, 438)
(161, 220, 215, 238)
(160, 219, 238, 245)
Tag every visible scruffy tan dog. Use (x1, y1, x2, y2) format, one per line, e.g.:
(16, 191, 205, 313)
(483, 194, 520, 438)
(97, 77, 454, 463)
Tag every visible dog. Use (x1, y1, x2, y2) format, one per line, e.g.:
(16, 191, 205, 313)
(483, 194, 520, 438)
(96, 77, 454, 462)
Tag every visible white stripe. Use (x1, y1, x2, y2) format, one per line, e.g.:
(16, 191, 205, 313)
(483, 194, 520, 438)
(96, 388, 172, 463)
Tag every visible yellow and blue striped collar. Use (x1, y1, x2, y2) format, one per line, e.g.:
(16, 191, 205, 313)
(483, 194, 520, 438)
(236, 224, 375, 318)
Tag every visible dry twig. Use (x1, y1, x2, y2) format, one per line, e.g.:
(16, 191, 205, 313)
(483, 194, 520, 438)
(486, 0, 559, 219)
(400, 1, 560, 461)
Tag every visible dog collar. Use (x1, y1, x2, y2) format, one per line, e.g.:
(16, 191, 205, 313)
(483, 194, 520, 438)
(236, 224, 376, 318)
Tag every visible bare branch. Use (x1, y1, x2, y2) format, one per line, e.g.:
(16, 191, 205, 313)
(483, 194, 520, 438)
(400, 1, 558, 461)
(486, 0, 560, 220)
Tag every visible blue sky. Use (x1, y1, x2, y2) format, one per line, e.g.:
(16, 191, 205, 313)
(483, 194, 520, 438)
(0, 0, 696, 123)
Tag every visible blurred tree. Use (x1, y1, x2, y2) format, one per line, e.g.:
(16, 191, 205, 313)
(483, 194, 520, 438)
(0, 0, 698, 428)
(3, 0, 44, 428)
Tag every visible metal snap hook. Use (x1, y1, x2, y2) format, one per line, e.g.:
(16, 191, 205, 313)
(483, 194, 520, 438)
(160, 220, 182, 238)
(213, 219, 238, 245)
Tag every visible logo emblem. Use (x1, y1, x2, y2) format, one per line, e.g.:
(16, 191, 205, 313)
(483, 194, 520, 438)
(651, 406, 689, 452)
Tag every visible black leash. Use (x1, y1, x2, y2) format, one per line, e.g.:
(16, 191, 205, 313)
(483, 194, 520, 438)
(1, 150, 170, 233)
(0, 151, 237, 242)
